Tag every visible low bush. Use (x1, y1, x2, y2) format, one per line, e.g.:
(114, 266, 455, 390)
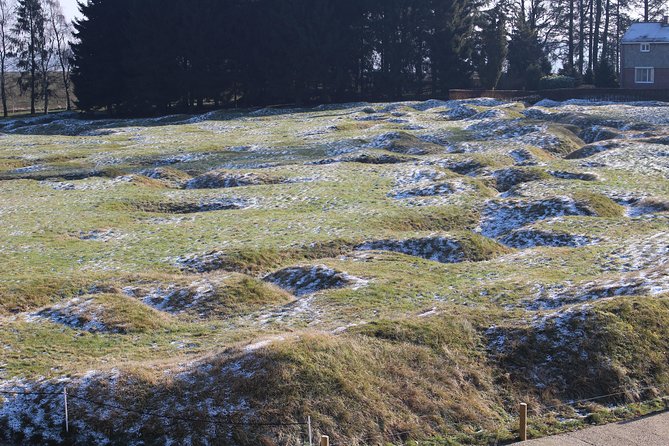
(539, 75, 577, 90)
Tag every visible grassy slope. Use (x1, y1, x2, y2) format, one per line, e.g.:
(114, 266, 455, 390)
(0, 99, 668, 445)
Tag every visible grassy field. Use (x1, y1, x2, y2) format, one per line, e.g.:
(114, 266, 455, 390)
(0, 98, 668, 445)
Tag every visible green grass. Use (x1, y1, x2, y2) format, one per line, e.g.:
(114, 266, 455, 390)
(0, 100, 668, 445)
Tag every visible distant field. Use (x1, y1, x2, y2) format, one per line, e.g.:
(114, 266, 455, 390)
(0, 99, 668, 445)
(2, 72, 72, 114)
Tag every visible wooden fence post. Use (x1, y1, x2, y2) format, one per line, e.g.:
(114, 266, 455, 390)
(307, 416, 313, 446)
(320, 435, 329, 446)
(64, 387, 69, 434)
(519, 402, 528, 441)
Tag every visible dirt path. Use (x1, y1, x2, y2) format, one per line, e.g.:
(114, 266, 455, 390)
(515, 411, 669, 445)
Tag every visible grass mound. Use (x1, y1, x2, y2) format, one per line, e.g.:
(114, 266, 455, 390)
(129, 197, 251, 214)
(492, 167, 551, 192)
(356, 232, 510, 264)
(176, 240, 358, 274)
(543, 124, 586, 156)
(141, 167, 192, 186)
(264, 265, 361, 296)
(372, 207, 479, 232)
(35, 293, 172, 334)
(0, 319, 509, 445)
(491, 296, 669, 402)
(370, 132, 445, 155)
(133, 274, 294, 318)
(573, 191, 625, 218)
(186, 170, 285, 189)
(565, 141, 621, 159)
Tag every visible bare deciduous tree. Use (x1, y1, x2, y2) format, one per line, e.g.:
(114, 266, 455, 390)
(45, 0, 71, 111)
(0, 0, 13, 117)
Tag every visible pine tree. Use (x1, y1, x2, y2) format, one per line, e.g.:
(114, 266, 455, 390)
(429, 0, 479, 95)
(594, 57, 618, 87)
(508, 17, 550, 89)
(474, 8, 508, 90)
(71, 0, 129, 113)
(12, 0, 46, 115)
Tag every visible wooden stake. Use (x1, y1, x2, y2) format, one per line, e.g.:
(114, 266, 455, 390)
(63, 387, 69, 434)
(519, 402, 528, 441)
(307, 416, 313, 446)
(320, 435, 329, 446)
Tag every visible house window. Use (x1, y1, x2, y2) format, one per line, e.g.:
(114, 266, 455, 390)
(635, 67, 654, 83)
(640, 43, 651, 52)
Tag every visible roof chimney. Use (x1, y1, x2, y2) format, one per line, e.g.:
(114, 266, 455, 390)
(663, 15, 669, 26)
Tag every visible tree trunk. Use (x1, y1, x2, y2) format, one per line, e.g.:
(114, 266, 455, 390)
(592, 0, 602, 69)
(568, 0, 575, 72)
(43, 73, 49, 114)
(616, 0, 621, 75)
(601, 0, 611, 61)
(588, 0, 594, 72)
(1, 65, 7, 118)
(578, 0, 585, 75)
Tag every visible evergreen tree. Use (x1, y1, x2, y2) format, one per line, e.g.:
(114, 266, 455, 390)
(429, 0, 479, 94)
(12, 0, 46, 114)
(507, 17, 550, 89)
(474, 8, 508, 90)
(71, 0, 129, 113)
(594, 57, 618, 87)
(71, 0, 482, 113)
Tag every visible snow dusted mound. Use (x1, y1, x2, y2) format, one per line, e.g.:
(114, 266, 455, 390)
(499, 228, 595, 249)
(479, 197, 593, 238)
(2, 99, 669, 445)
(186, 170, 285, 189)
(357, 236, 466, 263)
(264, 265, 365, 296)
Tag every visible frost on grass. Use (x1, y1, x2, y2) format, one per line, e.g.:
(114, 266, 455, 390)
(368, 132, 444, 155)
(144, 197, 253, 214)
(611, 195, 669, 217)
(579, 125, 622, 143)
(175, 250, 231, 273)
(529, 268, 669, 310)
(479, 197, 592, 238)
(436, 159, 485, 175)
(602, 230, 669, 273)
(264, 265, 364, 296)
(77, 229, 126, 242)
(26, 294, 169, 333)
(499, 228, 595, 249)
(356, 236, 466, 263)
(311, 151, 416, 165)
(492, 167, 548, 192)
(487, 305, 592, 390)
(0, 354, 260, 446)
(29, 297, 108, 333)
(390, 182, 456, 199)
(186, 170, 285, 189)
(385, 168, 473, 205)
(2, 99, 669, 445)
(548, 171, 599, 181)
(123, 275, 292, 318)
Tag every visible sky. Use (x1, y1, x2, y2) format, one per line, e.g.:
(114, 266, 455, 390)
(61, 0, 82, 22)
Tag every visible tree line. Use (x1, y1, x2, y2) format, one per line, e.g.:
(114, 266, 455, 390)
(1, 0, 661, 115)
(0, 0, 72, 116)
(72, 0, 660, 114)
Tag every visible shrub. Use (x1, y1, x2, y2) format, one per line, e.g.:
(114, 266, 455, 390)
(539, 75, 577, 90)
(595, 59, 619, 88)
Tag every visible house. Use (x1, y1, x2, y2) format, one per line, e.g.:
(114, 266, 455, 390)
(621, 18, 669, 88)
